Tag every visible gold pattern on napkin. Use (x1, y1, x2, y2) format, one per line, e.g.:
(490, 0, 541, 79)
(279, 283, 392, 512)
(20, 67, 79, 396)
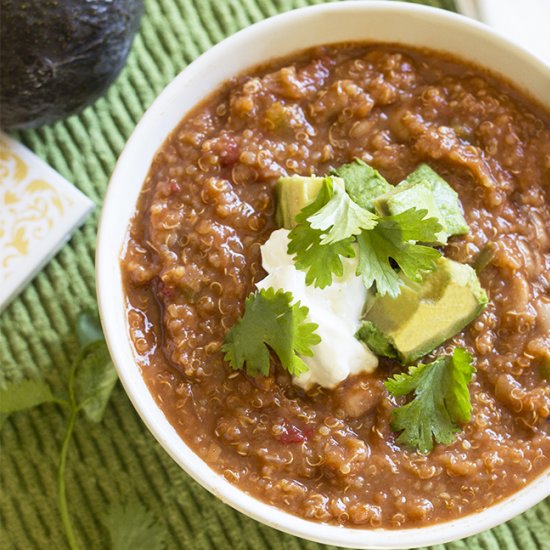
(0, 133, 93, 311)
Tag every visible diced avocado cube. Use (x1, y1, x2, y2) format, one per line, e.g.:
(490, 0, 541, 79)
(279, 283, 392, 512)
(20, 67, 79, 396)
(373, 164, 469, 245)
(275, 175, 324, 229)
(374, 181, 444, 241)
(356, 257, 488, 364)
(332, 159, 392, 212)
(406, 164, 470, 237)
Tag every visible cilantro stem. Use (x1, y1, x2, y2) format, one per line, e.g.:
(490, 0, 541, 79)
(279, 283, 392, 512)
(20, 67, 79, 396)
(58, 405, 79, 550)
(57, 347, 86, 550)
(2, 312, 114, 550)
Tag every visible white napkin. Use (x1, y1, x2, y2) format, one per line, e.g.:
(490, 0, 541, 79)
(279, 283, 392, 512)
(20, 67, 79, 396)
(0, 132, 93, 312)
(457, 0, 550, 65)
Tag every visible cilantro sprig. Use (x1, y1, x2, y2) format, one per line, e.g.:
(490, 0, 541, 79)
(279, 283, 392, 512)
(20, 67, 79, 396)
(331, 158, 391, 211)
(307, 177, 377, 244)
(287, 180, 356, 289)
(357, 209, 442, 297)
(0, 311, 125, 550)
(385, 348, 475, 453)
(222, 288, 321, 377)
(286, 165, 443, 295)
(104, 500, 166, 550)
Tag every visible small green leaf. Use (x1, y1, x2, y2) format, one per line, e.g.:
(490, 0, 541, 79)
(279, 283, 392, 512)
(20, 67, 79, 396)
(76, 310, 105, 348)
(288, 179, 356, 288)
(222, 288, 320, 377)
(331, 159, 391, 211)
(75, 343, 117, 422)
(0, 379, 57, 414)
(104, 500, 166, 550)
(307, 177, 377, 244)
(385, 348, 475, 453)
(356, 208, 442, 297)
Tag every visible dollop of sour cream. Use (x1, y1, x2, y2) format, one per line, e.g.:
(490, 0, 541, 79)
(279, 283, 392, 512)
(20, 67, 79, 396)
(256, 228, 378, 390)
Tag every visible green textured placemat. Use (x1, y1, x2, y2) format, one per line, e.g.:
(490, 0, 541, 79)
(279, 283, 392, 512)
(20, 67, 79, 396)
(1, 0, 548, 548)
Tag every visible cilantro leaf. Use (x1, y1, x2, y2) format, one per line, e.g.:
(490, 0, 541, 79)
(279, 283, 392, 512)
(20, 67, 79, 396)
(76, 310, 105, 347)
(290, 228, 355, 288)
(75, 342, 118, 423)
(222, 288, 320, 377)
(0, 309, 121, 549)
(104, 500, 166, 550)
(385, 348, 475, 453)
(307, 177, 377, 244)
(357, 208, 442, 297)
(288, 179, 356, 288)
(73, 310, 117, 423)
(0, 379, 57, 414)
(389, 208, 444, 243)
(331, 159, 391, 211)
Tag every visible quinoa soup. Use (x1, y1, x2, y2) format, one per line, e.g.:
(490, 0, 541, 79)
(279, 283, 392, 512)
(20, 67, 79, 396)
(121, 44, 550, 528)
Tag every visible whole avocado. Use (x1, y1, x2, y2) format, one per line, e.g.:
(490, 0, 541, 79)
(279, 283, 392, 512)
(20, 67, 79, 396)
(0, 0, 144, 129)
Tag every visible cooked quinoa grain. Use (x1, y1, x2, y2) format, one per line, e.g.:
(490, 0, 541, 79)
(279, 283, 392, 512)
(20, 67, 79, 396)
(121, 44, 550, 528)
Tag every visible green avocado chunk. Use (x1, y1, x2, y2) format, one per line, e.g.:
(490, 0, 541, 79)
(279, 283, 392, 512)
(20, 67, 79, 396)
(275, 175, 325, 229)
(356, 257, 488, 364)
(331, 159, 392, 212)
(373, 164, 469, 245)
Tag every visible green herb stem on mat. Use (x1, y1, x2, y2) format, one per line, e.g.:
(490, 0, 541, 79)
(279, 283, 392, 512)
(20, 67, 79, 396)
(58, 406, 80, 550)
(0, 312, 118, 549)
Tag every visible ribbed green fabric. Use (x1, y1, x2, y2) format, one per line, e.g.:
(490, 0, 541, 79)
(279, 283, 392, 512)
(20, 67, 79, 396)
(1, 1, 548, 548)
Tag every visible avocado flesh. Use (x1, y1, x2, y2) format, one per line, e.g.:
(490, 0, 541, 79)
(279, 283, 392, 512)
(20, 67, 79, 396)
(331, 159, 391, 212)
(276, 175, 324, 229)
(358, 257, 488, 364)
(373, 164, 469, 245)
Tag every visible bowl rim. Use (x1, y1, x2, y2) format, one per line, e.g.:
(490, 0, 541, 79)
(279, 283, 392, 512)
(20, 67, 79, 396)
(96, 2, 550, 548)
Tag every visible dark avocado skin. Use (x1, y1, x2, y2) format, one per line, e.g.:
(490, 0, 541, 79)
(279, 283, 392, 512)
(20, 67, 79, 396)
(0, 0, 144, 129)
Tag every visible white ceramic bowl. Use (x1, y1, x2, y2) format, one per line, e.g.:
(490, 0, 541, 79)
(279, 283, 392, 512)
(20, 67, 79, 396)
(97, 2, 550, 548)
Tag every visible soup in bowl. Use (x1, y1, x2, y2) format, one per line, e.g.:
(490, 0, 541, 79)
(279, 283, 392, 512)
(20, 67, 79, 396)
(97, 2, 550, 548)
